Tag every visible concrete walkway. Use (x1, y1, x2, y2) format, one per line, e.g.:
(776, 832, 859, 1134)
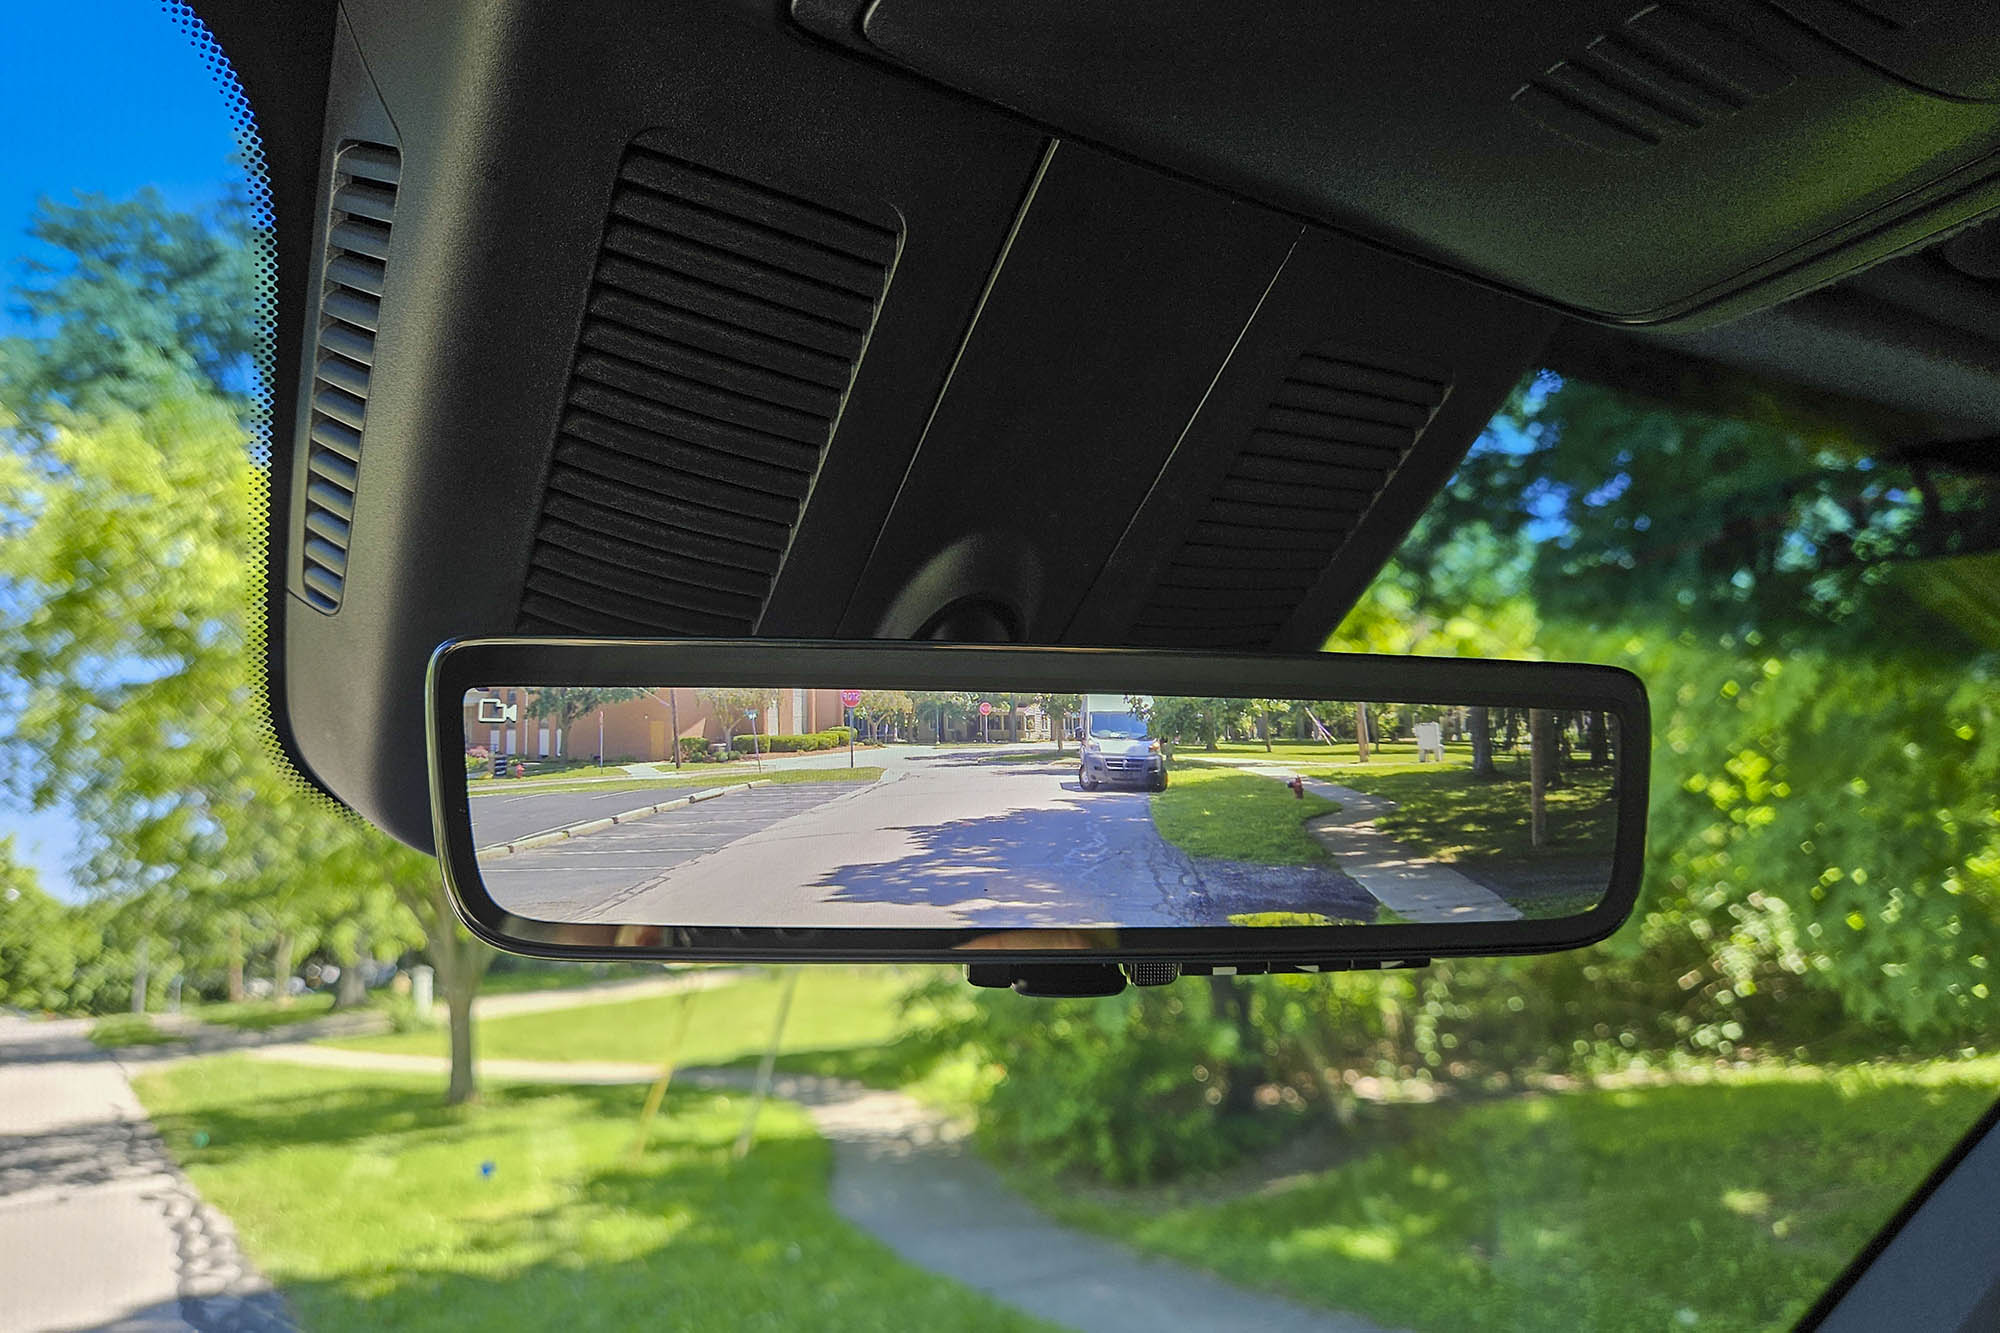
(1222, 764, 1519, 923)
(472, 966, 743, 1019)
(1301, 781, 1520, 923)
(0, 1017, 292, 1333)
(244, 1043, 1396, 1333)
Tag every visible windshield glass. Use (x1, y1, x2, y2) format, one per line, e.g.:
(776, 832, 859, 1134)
(0, 7, 1993, 1333)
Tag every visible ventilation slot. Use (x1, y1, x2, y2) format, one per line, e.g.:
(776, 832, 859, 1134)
(1130, 346, 1452, 649)
(299, 142, 398, 613)
(1512, 4, 1794, 154)
(518, 146, 898, 636)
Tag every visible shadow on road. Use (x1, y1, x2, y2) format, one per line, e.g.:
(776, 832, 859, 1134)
(809, 796, 1188, 928)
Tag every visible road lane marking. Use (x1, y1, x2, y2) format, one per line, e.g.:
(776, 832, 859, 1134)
(477, 781, 770, 854)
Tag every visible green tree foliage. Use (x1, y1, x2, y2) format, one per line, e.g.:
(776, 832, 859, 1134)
(0, 844, 92, 1011)
(0, 186, 261, 416)
(695, 686, 767, 745)
(932, 372, 1996, 1185)
(855, 689, 914, 741)
(1556, 624, 1998, 1042)
(0, 191, 485, 1098)
(1032, 692, 1081, 751)
(911, 690, 978, 742)
(1377, 375, 2000, 1042)
(520, 687, 645, 753)
(935, 981, 1262, 1184)
(1136, 697, 1247, 751)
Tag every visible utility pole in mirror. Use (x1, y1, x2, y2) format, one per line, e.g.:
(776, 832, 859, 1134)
(1530, 708, 1552, 846)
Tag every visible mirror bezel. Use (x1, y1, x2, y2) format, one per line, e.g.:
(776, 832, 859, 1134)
(428, 638, 1650, 964)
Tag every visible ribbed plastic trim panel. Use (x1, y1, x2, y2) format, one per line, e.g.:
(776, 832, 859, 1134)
(1511, 4, 1794, 155)
(518, 145, 899, 636)
(1129, 344, 1452, 648)
(300, 141, 400, 613)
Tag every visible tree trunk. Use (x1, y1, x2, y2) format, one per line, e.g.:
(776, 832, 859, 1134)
(425, 878, 493, 1106)
(227, 920, 245, 1002)
(1262, 712, 1274, 752)
(336, 957, 368, 1009)
(1054, 711, 1066, 754)
(445, 969, 477, 1106)
(1530, 708, 1553, 847)
(334, 927, 369, 1010)
(1355, 703, 1371, 763)
(1206, 975, 1263, 1117)
(130, 933, 149, 1015)
(1470, 706, 1495, 779)
(1589, 710, 1609, 766)
(271, 930, 295, 1006)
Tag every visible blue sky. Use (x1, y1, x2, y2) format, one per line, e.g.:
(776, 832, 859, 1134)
(2, 0, 245, 898)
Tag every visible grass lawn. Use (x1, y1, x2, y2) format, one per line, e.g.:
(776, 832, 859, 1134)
(470, 766, 884, 801)
(1319, 765, 1615, 862)
(1320, 764, 1616, 917)
(1017, 1058, 2000, 1333)
(1205, 739, 1469, 765)
(332, 967, 931, 1070)
(1206, 738, 1357, 758)
(191, 993, 342, 1031)
(479, 961, 664, 996)
(89, 1013, 187, 1048)
(1150, 763, 1338, 866)
(331, 966, 986, 1114)
(133, 1057, 1052, 1332)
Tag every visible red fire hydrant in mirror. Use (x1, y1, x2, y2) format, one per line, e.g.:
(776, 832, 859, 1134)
(1288, 776, 1305, 799)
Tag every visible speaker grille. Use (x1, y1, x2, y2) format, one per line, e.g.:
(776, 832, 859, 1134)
(1130, 345, 1452, 648)
(519, 146, 898, 635)
(298, 142, 399, 614)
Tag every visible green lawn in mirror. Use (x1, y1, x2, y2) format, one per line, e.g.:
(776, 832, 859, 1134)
(1322, 763, 1617, 918)
(1148, 763, 1338, 866)
(134, 1057, 1051, 1333)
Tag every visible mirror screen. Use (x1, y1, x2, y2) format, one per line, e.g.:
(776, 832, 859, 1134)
(460, 687, 1620, 928)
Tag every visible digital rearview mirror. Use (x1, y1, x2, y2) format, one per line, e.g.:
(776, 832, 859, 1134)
(428, 640, 1647, 986)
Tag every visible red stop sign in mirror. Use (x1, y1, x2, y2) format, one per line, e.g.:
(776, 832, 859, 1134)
(978, 701, 992, 716)
(840, 689, 862, 708)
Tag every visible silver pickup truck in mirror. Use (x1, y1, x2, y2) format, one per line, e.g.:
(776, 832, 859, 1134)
(429, 640, 1648, 982)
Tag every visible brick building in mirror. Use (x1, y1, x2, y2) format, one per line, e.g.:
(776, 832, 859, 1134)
(463, 687, 849, 761)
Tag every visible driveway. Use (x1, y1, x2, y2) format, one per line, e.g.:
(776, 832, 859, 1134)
(603, 761, 1193, 928)
(469, 779, 709, 847)
(468, 743, 1043, 847)
(0, 1017, 287, 1333)
(478, 783, 863, 918)
(484, 756, 1378, 930)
